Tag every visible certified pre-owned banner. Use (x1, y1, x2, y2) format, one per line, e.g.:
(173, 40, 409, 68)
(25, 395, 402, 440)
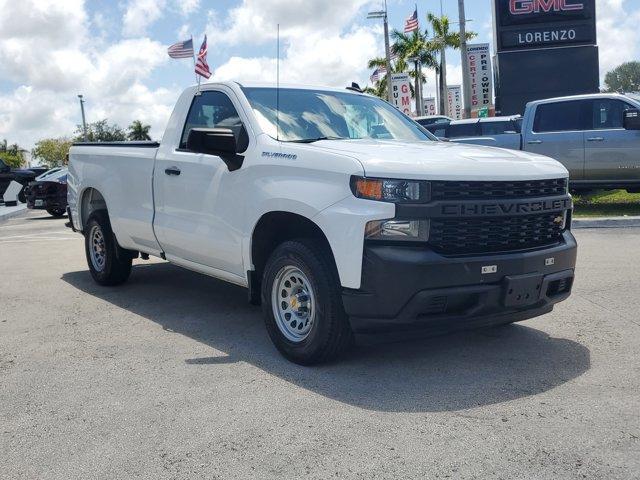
(465, 43, 494, 117)
(447, 85, 463, 120)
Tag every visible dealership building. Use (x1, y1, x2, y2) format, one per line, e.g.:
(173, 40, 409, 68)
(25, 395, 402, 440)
(492, 0, 599, 115)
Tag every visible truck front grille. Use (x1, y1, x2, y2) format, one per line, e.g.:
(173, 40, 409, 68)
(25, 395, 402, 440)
(430, 178, 567, 201)
(429, 212, 565, 256)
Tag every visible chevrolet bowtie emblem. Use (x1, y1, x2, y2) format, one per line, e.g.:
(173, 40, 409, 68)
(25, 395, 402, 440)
(553, 215, 564, 225)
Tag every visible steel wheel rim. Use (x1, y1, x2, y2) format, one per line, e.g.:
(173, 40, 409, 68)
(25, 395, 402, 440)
(89, 225, 106, 272)
(271, 266, 316, 342)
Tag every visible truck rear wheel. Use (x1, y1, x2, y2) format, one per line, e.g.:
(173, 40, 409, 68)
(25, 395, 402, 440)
(261, 239, 353, 365)
(84, 211, 132, 286)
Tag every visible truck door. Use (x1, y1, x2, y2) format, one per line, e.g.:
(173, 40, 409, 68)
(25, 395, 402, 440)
(153, 89, 249, 279)
(524, 100, 588, 181)
(583, 98, 640, 183)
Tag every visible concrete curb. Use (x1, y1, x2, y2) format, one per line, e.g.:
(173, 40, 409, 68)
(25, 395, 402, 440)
(0, 204, 27, 222)
(573, 216, 640, 229)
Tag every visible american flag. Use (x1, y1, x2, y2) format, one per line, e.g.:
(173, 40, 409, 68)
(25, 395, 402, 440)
(195, 35, 211, 79)
(167, 38, 194, 59)
(404, 8, 419, 33)
(370, 66, 387, 84)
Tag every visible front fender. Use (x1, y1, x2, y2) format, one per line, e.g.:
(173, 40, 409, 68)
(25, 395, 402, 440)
(313, 196, 394, 289)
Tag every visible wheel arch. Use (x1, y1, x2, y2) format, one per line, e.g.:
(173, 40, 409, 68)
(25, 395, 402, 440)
(248, 211, 338, 303)
(79, 187, 108, 230)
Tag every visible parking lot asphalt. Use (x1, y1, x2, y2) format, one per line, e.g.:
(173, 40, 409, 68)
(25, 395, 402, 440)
(1, 210, 638, 480)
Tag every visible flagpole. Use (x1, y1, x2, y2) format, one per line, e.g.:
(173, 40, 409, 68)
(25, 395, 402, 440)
(191, 34, 200, 89)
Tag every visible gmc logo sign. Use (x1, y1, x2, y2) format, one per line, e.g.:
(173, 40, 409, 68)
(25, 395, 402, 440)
(509, 0, 584, 15)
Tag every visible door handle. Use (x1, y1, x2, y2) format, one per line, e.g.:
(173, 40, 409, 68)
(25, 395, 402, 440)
(164, 166, 181, 176)
(587, 136, 604, 142)
(527, 140, 543, 145)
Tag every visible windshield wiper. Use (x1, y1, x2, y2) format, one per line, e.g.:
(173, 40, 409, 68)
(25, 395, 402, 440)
(287, 136, 348, 143)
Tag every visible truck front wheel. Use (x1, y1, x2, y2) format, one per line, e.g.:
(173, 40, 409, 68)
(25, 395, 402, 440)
(84, 211, 132, 286)
(261, 240, 353, 365)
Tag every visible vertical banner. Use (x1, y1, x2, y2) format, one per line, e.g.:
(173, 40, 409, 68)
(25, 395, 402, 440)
(466, 43, 495, 117)
(423, 97, 437, 116)
(447, 85, 462, 120)
(390, 73, 412, 115)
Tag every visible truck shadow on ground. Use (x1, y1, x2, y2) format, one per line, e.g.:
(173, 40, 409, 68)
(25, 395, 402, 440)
(62, 262, 590, 413)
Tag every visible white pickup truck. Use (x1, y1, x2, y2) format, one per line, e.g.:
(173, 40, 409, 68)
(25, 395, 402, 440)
(68, 82, 577, 364)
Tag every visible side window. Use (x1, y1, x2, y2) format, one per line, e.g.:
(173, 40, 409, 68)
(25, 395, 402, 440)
(513, 118, 523, 133)
(590, 99, 632, 130)
(431, 126, 448, 138)
(448, 123, 479, 138)
(533, 101, 586, 133)
(180, 91, 242, 149)
(481, 121, 517, 136)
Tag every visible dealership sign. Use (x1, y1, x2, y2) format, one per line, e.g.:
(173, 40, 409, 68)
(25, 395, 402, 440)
(447, 86, 462, 120)
(465, 44, 494, 116)
(493, 0, 596, 51)
(390, 73, 411, 115)
(423, 97, 437, 116)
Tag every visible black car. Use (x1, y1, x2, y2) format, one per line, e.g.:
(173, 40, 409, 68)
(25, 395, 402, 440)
(0, 159, 49, 203)
(24, 168, 68, 217)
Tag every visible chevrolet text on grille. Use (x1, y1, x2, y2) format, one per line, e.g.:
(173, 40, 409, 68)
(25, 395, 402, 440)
(440, 198, 573, 216)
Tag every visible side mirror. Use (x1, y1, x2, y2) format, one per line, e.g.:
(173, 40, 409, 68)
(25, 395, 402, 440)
(623, 109, 640, 130)
(186, 128, 244, 171)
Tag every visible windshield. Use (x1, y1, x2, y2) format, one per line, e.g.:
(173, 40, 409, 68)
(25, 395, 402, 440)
(241, 87, 435, 143)
(37, 168, 68, 182)
(36, 168, 62, 180)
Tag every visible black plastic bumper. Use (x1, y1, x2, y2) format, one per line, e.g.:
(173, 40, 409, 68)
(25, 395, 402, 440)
(343, 231, 577, 333)
(26, 195, 66, 210)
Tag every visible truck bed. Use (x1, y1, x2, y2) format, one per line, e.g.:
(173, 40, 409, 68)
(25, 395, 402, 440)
(69, 142, 161, 255)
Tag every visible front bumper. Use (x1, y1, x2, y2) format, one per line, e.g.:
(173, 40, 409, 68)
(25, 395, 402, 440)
(343, 231, 577, 333)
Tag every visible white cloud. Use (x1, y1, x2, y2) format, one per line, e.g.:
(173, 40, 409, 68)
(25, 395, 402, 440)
(211, 26, 380, 88)
(122, 0, 166, 37)
(208, 0, 380, 89)
(176, 0, 200, 16)
(596, 0, 640, 84)
(208, 0, 374, 45)
(0, 0, 177, 149)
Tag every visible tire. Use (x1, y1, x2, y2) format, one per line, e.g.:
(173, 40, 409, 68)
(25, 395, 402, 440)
(17, 189, 26, 203)
(47, 208, 65, 217)
(84, 210, 132, 286)
(261, 239, 353, 365)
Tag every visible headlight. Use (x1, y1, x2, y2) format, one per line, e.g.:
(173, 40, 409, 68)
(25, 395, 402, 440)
(365, 219, 430, 242)
(351, 176, 430, 203)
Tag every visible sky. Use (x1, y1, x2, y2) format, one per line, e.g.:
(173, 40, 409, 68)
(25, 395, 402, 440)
(0, 0, 639, 149)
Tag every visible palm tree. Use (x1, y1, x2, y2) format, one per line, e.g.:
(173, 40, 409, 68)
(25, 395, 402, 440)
(425, 13, 476, 116)
(391, 29, 439, 116)
(127, 120, 152, 141)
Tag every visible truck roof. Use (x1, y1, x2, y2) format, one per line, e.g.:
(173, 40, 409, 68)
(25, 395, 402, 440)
(197, 80, 370, 94)
(525, 92, 634, 107)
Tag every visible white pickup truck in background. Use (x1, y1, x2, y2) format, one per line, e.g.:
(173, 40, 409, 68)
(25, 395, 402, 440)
(68, 82, 577, 364)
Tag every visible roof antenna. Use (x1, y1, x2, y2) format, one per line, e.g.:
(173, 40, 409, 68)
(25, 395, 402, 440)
(276, 23, 280, 141)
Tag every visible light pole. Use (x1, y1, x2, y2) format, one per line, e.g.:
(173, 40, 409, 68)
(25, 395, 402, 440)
(78, 95, 88, 142)
(458, 0, 471, 119)
(367, 0, 393, 103)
